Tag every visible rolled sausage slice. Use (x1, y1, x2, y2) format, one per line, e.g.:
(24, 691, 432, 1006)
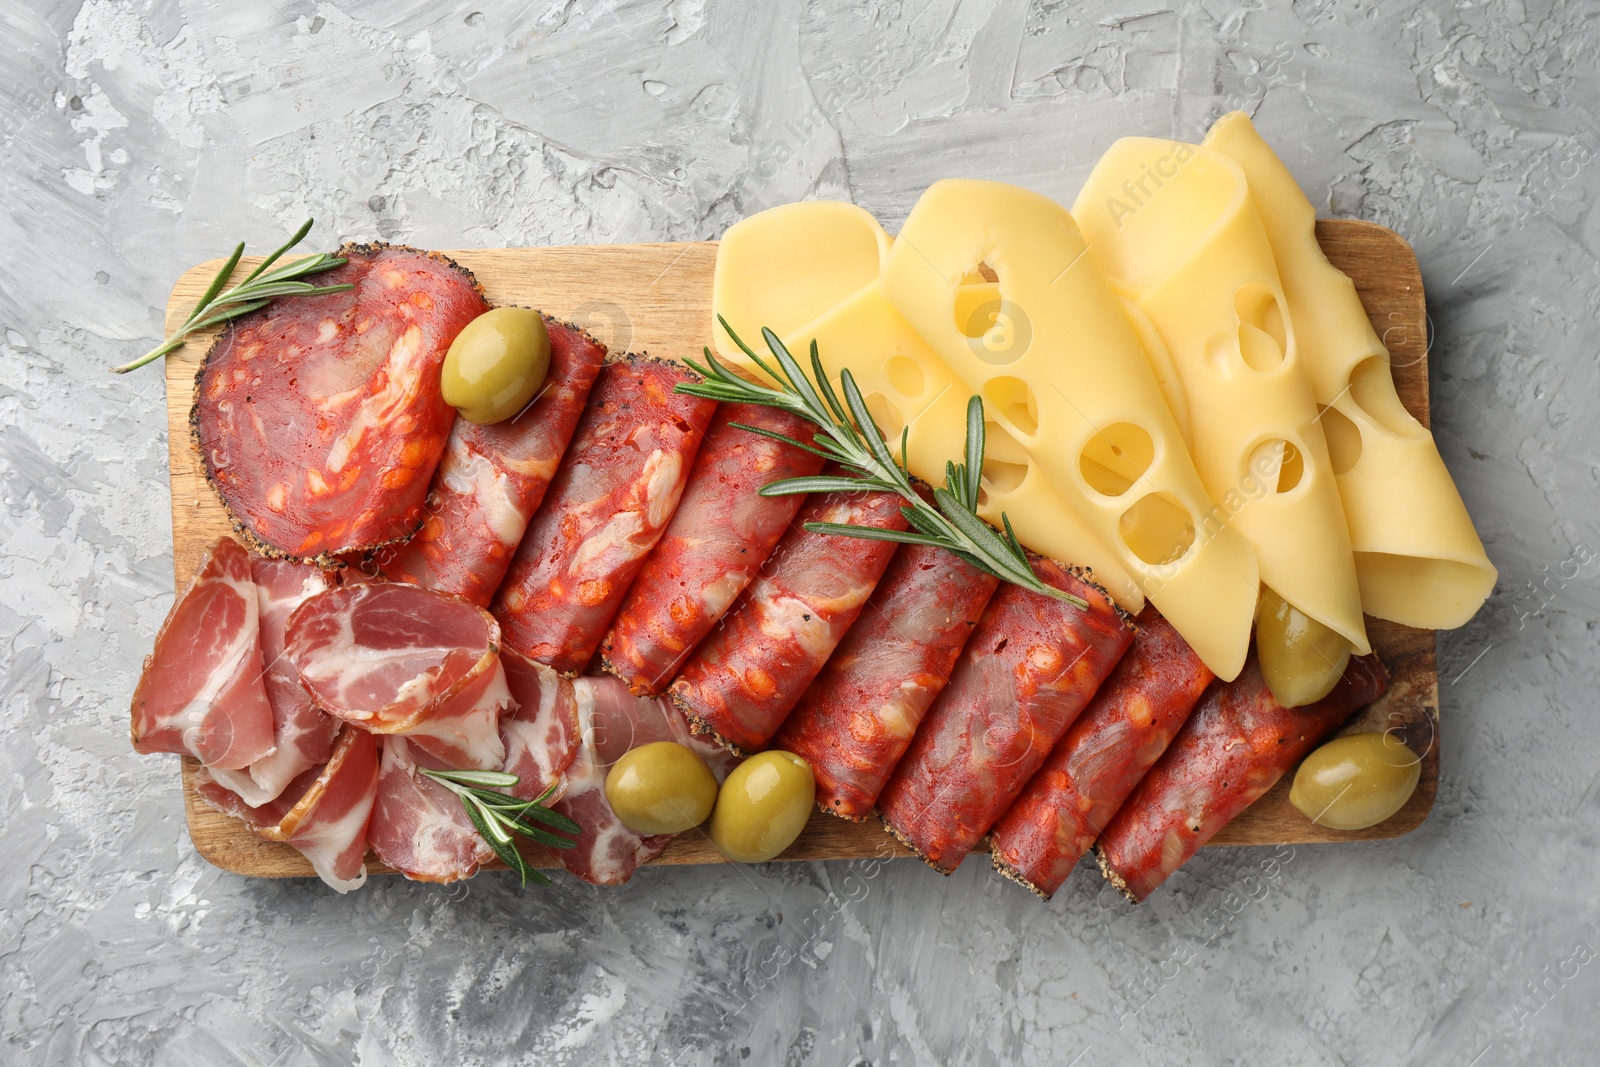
(600, 403, 824, 695)
(668, 482, 910, 755)
(377, 317, 608, 604)
(1097, 652, 1389, 903)
(491, 357, 717, 674)
(876, 559, 1134, 873)
(193, 245, 487, 562)
(772, 544, 1000, 820)
(988, 607, 1213, 899)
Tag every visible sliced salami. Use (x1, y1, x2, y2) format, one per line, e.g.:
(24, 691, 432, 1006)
(492, 358, 717, 674)
(988, 607, 1214, 899)
(1097, 652, 1388, 903)
(193, 245, 487, 562)
(772, 544, 999, 820)
(600, 403, 824, 695)
(130, 536, 275, 769)
(876, 560, 1134, 873)
(668, 482, 910, 755)
(378, 317, 608, 604)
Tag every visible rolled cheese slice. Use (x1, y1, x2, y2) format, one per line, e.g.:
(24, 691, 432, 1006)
(1203, 111, 1496, 629)
(712, 201, 1143, 610)
(882, 179, 1259, 680)
(1073, 138, 1369, 656)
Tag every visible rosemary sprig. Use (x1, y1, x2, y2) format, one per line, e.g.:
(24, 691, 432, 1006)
(112, 218, 354, 374)
(678, 319, 1088, 610)
(420, 768, 581, 887)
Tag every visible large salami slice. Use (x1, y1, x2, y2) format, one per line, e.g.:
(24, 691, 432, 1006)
(130, 536, 275, 769)
(772, 544, 999, 820)
(492, 358, 717, 674)
(875, 560, 1134, 873)
(988, 607, 1214, 899)
(600, 403, 824, 695)
(193, 245, 487, 562)
(378, 317, 608, 604)
(285, 581, 511, 770)
(668, 482, 910, 755)
(1097, 652, 1389, 903)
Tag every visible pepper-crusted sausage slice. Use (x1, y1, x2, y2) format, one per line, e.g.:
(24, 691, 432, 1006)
(1097, 652, 1389, 903)
(491, 357, 717, 674)
(989, 607, 1213, 899)
(668, 479, 910, 755)
(378, 317, 608, 605)
(193, 245, 488, 562)
(772, 544, 1000, 820)
(876, 559, 1134, 873)
(600, 403, 824, 695)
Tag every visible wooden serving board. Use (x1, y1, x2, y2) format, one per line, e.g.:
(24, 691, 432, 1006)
(164, 221, 1438, 880)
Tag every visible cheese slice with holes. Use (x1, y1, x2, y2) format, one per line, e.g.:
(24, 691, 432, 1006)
(712, 202, 1144, 611)
(882, 179, 1258, 679)
(1073, 138, 1369, 656)
(1203, 111, 1496, 628)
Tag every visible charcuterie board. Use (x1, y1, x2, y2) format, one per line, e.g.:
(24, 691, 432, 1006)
(164, 221, 1439, 880)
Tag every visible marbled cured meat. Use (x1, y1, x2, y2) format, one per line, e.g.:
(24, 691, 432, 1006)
(876, 560, 1134, 873)
(285, 582, 511, 770)
(195, 725, 379, 892)
(772, 544, 999, 820)
(600, 403, 824, 695)
(366, 735, 495, 884)
(668, 482, 910, 755)
(378, 317, 608, 604)
(988, 607, 1213, 899)
(193, 245, 487, 562)
(207, 556, 340, 806)
(130, 536, 275, 769)
(1097, 652, 1388, 903)
(492, 358, 717, 674)
(498, 649, 582, 802)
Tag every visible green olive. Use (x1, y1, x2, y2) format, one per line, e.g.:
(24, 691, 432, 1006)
(604, 742, 719, 835)
(1290, 732, 1421, 830)
(709, 750, 815, 863)
(1256, 585, 1352, 707)
(440, 307, 551, 424)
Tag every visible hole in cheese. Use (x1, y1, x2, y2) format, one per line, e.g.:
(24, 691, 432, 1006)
(1119, 492, 1196, 566)
(1245, 438, 1304, 493)
(862, 391, 904, 440)
(1347, 356, 1420, 437)
(1318, 404, 1363, 475)
(981, 458, 1028, 494)
(1079, 422, 1155, 497)
(983, 376, 1039, 437)
(1235, 283, 1287, 371)
(882, 355, 926, 400)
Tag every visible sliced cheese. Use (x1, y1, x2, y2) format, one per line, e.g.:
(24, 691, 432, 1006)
(1073, 138, 1369, 655)
(881, 178, 1259, 679)
(1204, 112, 1497, 628)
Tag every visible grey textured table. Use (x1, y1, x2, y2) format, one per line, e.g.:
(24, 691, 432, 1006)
(3, 2, 1596, 1064)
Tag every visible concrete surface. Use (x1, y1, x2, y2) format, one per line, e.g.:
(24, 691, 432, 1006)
(3, 1, 1598, 1064)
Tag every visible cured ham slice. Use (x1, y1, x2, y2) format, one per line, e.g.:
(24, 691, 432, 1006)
(499, 649, 582, 802)
(1097, 652, 1388, 902)
(193, 245, 487, 562)
(668, 482, 909, 755)
(208, 556, 339, 806)
(284, 582, 510, 770)
(876, 560, 1134, 873)
(600, 403, 824, 695)
(988, 607, 1214, 899)
(366, 735, 495, 883)
(379, 317, 608, 604)
(556, 676, 736, 886)
(195, 726, 379, 891)
(130, 536, 275, 769)
(492, 358, 717, 674)
(772, 544, 999, 820)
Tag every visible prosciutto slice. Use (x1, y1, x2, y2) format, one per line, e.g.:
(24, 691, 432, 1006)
(366, 735, 494, 883)
(379, 317, 608, 604)
(284, 581, 510, 770)
(208, 556, 339, 806)
(193, 245, 487, 562)
(499, 649, 582, 802)
(130, 536, 275, 769)
(195, 726, 379, 891)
